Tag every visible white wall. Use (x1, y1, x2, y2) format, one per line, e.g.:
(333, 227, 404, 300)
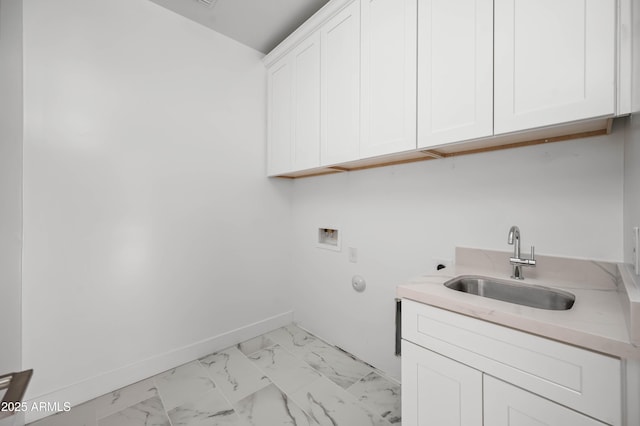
(625, 118, 640, 267)
(291, 131, 624, 379)
(624, 0, 640, 266)
(21, 0, 292, 413)
(0, 0, 23, 374)
(15, 0, 634, 412)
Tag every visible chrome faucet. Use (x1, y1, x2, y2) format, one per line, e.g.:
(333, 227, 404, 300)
(508, 225, 536, 279)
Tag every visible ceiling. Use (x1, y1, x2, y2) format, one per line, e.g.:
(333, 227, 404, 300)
(148, 0, 330, 54)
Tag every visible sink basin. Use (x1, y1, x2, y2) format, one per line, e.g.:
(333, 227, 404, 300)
(444, 275, 575, 310)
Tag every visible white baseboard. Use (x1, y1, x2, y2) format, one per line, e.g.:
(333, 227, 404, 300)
(24, 311, 293, 423)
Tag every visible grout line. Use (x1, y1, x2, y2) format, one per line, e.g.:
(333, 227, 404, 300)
(344, 370, 374, 394)
(150, 376, 173, 426)
(242, 340, 280, 358)
(237, 347, 313, 422)
(260, 327, 396, 424)
(94, 379, 160, 422)
(197, 354, 247, 410)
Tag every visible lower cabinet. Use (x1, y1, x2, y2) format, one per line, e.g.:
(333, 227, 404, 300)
(484, 376, 607, 426)
(401, 299, 622, 425)
(402, 340, 482, 425)
(403, 340, 609, 426)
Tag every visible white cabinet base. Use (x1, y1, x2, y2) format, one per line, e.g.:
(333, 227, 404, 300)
(402, 300, 623, 426)
(402, 340, 482, 426)
(484, 376, 607, 426)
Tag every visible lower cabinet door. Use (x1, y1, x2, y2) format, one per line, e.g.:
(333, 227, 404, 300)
(402, 340, 482, 426)
(484, 376, 608, 426)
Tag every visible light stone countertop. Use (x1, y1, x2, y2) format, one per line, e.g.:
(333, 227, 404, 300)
(397, 247, 640, 360)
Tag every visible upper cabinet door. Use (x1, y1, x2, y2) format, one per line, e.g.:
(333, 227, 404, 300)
(321, 1, 361, 166)
(494, 0, 616, 135)
(360, 0, 417, 158)
(417, 0, 493, 148)
(291, 32, 321, 171)
(267, 57, 293, 176)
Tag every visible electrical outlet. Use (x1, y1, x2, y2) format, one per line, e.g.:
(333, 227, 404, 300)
(433, 257, 452, 271)
(348, 247, 358, 263)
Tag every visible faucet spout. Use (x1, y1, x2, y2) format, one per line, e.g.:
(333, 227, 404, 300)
(507, 225, 536, 279)
(508, 225, 520, 259)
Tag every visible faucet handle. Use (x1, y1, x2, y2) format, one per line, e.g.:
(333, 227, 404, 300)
(530, 246, 535, 260)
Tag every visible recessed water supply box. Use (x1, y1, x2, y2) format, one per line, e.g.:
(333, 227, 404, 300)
(317, 227, 340, 251)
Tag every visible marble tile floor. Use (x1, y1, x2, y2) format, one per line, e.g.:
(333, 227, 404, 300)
(29, 324, 401, 426)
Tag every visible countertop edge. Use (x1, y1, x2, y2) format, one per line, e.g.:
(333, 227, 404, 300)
(619, 263, 640, 345)
(397, 281, 640, 360)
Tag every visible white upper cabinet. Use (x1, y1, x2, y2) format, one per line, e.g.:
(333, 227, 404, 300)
(267, 58, 293, 176)
(265, 0, 624, 177)
(494, 0, 616, 135)
(291, 33, 321, 171)
(266, 34, 321, 176)
(360, 0, 417, 158)
(418, 0, 493, 148)
(321, 1, 361, 165)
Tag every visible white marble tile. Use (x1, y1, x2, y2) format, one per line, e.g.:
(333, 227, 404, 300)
(29, 327, 396, 426)
(168, 389, 244, 426)
(28, 400, 97, 426)
(248, 345, 322, 394)
(234, 384, 318, 426)
(237, 335, 276, 356)
(95, 378, 158, 420)
(290, 377, 389, 426)
(200, 347, 271, 403)
(97, 396, 169, 426)
(297, 339, 374, 389)
(153, 361, 216, 411)
(264, 325, 317, 356)
(347, 372, 401, 424)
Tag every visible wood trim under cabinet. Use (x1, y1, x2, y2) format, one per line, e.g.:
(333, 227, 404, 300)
(272, 119, 611, 178)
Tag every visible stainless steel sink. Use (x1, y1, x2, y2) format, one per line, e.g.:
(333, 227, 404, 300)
(444, 275, 575, 310)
